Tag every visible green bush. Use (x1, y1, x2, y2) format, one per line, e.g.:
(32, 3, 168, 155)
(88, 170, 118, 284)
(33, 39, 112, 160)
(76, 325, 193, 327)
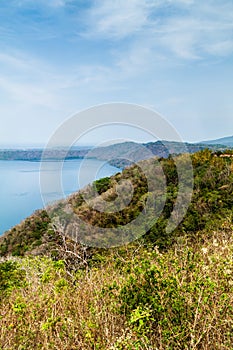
(0, 261, 26, 297)
(110, 247, 233, 348)
(93, 176, 111, 194)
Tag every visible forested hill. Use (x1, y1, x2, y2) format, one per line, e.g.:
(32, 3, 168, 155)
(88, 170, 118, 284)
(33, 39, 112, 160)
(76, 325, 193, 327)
(1, 149, 232, 256)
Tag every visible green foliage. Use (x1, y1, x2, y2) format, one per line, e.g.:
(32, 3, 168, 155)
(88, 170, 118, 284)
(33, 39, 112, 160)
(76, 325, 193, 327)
(0, 261, 26, 297)
(108, 244, 233, 348)
(93, 176, 111, 194)
(0, 210, 51, 257)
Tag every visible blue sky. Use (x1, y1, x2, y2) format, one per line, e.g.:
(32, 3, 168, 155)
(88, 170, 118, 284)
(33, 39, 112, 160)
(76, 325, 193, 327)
(0, 0, 232, 146)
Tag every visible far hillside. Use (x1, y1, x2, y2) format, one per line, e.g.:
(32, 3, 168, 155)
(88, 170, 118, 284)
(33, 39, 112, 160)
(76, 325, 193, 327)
(0, 139, 230, 166)
(201, 135, 233, 147)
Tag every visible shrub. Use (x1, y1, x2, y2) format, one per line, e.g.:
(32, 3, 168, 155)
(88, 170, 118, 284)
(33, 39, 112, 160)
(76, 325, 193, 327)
(0, 260, 26, 297)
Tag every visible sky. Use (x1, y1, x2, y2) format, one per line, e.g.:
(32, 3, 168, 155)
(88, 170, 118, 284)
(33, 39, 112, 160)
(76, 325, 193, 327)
(0, 0, 232, 146)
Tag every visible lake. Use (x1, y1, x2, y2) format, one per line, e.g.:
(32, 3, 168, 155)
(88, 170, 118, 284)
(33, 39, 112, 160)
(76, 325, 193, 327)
(0, 159, 119, 235)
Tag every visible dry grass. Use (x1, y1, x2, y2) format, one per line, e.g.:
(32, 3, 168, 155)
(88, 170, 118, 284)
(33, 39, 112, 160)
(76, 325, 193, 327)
(0, 257, 128, 350)
(0, 222, 233, 349)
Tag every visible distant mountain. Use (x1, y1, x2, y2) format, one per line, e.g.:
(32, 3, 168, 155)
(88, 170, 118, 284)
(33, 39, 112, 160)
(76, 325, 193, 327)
(201, 135, 233, 147)
(0, 140, 229, 167)
(89, 140, 228, 168)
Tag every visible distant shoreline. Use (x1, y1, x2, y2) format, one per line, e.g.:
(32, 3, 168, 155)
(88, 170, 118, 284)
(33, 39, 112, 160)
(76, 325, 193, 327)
(0, 140, 231, 167)
(0, 148, 89, 162)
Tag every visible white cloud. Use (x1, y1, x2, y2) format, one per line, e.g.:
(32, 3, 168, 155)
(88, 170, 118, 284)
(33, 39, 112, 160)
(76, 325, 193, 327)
(84, 0, 152, 39)
(0, 53, 31, 71)
(157, 2, 233, 59)
(85, 0, 233, 62)
(0, 51, 67, 108)
(205, 41, 233, 57)
(0, 50, 119, 111)
(0, 76, 56, 108)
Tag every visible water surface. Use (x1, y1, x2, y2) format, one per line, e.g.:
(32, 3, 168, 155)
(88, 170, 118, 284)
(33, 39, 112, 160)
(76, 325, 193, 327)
(0, 159, 119, 235)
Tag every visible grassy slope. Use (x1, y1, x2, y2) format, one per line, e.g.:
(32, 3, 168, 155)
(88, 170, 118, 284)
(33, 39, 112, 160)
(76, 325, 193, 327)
(0, 149, 233, 349)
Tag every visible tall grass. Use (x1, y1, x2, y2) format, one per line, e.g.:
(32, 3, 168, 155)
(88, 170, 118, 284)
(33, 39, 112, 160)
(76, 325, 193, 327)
(0, 221, 232, 349)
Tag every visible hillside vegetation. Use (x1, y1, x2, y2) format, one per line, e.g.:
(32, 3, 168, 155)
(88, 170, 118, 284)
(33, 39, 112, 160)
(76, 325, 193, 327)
(0, 149, 233, 349)
(1, 149, 232, 256)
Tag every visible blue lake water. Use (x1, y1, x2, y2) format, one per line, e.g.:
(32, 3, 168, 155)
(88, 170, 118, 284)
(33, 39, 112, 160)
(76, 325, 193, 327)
(0, 159, 119, 235)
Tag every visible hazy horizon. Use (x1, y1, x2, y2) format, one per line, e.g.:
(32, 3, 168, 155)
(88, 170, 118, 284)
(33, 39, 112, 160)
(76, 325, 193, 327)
(0, 134, 232, 150)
